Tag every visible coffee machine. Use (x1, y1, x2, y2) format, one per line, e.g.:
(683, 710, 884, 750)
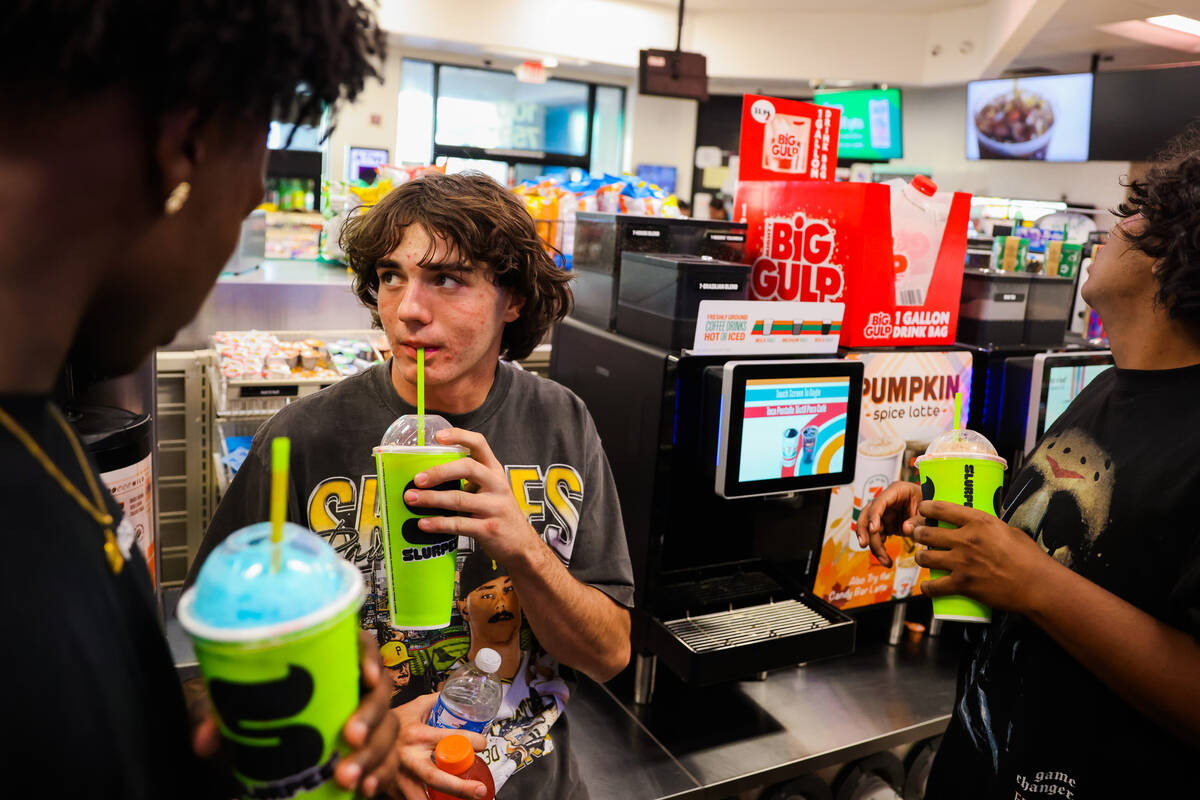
(551, 318, 861, 702)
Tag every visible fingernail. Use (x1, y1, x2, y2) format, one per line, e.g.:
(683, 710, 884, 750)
(341, 762, 361, 785)
(415, 472, 426, 485)
(363, 776, 378, 796)
(476, 786, 488, 798)
(405, 490, 417, 502)
(365, 658, 380, 682)
(346, 718, 367, 743)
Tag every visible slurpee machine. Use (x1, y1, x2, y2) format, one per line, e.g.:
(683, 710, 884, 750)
(551, 318, 863, 701)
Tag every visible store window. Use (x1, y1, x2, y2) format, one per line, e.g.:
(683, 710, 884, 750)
(397, 61, 435, 165)
(437, 65, 589, 156)
(397, 59, 625, 184)
(591, 85, 625, 176)
(267, 121, 324, 152)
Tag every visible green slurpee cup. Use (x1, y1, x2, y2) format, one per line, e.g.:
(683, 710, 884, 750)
(374, 414, 468, 630)
(177, 522, 365, 799)
(915, 429, 1007, 623)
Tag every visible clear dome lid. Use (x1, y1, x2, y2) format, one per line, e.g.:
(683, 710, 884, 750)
(916, 428, 1007, 467)
(180, 521, 362, 636)
(378, 414, 467, 451)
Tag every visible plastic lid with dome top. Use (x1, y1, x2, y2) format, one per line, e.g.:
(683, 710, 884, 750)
(915, 428, 1007, 468)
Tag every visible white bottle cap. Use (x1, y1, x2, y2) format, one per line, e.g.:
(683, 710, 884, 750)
(474, 648, 501, 675)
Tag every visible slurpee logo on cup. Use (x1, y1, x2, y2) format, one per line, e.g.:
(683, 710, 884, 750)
(914, 393, 1007, 623)
(179, 527, 365, 799)
(374, 349, 468, 630)
(374, 414, 467, 630)
(178, 437, 367, 800)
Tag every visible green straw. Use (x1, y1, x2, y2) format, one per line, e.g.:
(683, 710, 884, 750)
(953, 391, 963, 431)
(270, 436, 291, 573)
(417, 348, 425, 446)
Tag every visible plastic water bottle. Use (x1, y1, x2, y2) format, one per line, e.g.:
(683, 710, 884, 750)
(887, 175, 944, 307)
(428, 648, 503, 733)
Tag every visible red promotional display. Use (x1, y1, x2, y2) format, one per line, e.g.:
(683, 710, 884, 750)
(733, 94, 971, 348)
(738, 95, 840, 183)
(734, 181, 971, 346)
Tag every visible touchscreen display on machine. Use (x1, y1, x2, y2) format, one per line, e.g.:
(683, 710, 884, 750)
(715, 359, 864, 499)
(1044, 362, 1112, 428)
(1024, 351, 1113, 452)
(738, 377, 850, 481)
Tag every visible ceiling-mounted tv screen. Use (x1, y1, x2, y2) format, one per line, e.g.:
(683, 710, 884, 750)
(966, 73, 1093, 162)
(814, 88, 903, 162)
(1090, 66, 1200, 161)
(638, 49, 709, 102)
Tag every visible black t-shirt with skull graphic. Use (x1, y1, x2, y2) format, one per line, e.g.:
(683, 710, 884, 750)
(926, 363, 1200, 799)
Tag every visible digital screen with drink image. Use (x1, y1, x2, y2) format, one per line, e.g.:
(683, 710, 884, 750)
(737, 376, 850, 482)
(965, 73, 1093, 162)
(813, 87, 903, 162)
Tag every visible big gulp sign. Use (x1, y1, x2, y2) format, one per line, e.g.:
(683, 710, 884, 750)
(735, 177, 972, 348)
(751, 213, 844, 302)
(862, 309, 953, 340)
(734, 92, 971, 347)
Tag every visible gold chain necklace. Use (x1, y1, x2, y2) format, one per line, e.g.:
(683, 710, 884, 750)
(0, 403, 125, 574)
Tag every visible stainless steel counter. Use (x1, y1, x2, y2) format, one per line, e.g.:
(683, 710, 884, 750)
(165, 583, 959, 800)
(578, 634, 960, 799)
(567, 679, 701, 799)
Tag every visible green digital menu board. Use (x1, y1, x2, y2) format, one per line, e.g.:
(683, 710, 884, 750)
(814, 88, 903, 161)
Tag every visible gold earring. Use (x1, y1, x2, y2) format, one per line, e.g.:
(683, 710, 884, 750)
(164, 181, 191, 215)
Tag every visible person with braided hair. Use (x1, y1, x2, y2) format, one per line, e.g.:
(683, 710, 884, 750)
(0, 2, 399, 797)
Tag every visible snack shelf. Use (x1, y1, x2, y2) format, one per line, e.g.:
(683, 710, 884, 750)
(210, 328, 386, 417)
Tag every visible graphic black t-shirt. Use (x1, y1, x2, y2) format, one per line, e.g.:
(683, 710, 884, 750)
(926, 365, 1200, 799)
(0, 397, 215, 798)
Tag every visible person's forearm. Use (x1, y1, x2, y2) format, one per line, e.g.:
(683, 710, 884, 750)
(1025, 558, 1200, 746)
(507, 534, 631, 682)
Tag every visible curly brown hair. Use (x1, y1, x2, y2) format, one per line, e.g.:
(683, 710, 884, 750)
(1115, 126, 1200, 323)
(340, 172, 573, 361)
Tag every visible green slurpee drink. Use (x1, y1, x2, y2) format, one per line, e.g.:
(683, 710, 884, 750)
(177, 521, 365, 799)
(915, 429, 1007, 623)
(374, 414, 468, 630)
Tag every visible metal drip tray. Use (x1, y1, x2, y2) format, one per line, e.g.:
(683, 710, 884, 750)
(666, 599, 837, 653)
(648, 592, 855, 686)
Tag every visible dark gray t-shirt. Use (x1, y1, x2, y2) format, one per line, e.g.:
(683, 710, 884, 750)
(189, 361, 633, 799)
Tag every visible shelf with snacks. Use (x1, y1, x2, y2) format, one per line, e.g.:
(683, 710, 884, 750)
(209, 329, 389, 418)
(207, 328, 390, 499)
